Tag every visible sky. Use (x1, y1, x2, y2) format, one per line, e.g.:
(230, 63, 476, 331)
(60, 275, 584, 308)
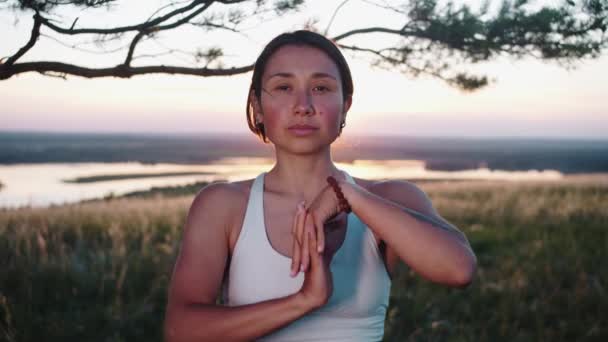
(0, 0, 607, 139)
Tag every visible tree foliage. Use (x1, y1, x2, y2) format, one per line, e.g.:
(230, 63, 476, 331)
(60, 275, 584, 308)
(0, 0, 606, 90)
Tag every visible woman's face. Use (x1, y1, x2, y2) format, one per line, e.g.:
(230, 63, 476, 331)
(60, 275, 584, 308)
(254, 45, 351, 152)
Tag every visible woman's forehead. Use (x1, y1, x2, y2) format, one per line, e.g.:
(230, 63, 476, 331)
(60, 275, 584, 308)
(262, 45, 341, 81)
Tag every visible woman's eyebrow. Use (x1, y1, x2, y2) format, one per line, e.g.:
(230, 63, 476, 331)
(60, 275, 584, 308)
(266, 72, 293, 80)
(265, 72, 338, 81)
(311, 72, 337, 80)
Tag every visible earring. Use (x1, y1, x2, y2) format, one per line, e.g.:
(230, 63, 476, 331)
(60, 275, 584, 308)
(340, 121, 346, 129)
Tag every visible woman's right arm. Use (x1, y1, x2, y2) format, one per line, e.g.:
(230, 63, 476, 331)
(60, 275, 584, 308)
(164, 183, 329, 342)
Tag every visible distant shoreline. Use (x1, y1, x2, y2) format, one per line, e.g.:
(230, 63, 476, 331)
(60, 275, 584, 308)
(2, 131, 608, 174)
(2, 173, 607, 211)
(2, 130, 607, 141)
(75, 172, 608, 198)
(63, 171, 214, 183)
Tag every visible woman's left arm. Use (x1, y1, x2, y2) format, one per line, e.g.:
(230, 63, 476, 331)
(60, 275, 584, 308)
(340, 179, 477, 287)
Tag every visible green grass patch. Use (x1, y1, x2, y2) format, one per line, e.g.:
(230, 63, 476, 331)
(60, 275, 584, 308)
(63, 172, 214, 183)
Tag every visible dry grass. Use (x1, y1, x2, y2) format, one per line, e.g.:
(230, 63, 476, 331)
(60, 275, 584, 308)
(1, 177, 607, 341)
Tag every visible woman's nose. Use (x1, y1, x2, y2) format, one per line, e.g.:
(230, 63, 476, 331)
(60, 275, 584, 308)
(293, 90, 314, 116)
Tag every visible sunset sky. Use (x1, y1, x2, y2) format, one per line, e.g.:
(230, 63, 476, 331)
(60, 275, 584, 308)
(1, 0, 607, 138)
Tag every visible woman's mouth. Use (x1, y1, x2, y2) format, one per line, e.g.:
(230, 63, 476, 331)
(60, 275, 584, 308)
(288, 124, 319, 136)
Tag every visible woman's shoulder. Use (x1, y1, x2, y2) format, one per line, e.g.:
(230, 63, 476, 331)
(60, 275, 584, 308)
(188, 178, 259, 228)
(189, 178, 257, 251)
(191, 178, 255, 210)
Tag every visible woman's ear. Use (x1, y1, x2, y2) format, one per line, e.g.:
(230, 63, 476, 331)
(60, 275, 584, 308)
(341, 95, 352, 122)
(250, 90, 263, 122)
(343, 95, 352, 114)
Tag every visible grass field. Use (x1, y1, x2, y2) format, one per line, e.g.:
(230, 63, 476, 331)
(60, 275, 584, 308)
(1, 175, 607, 341)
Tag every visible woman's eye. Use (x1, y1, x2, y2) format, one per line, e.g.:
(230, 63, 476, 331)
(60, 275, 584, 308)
(313, 85, 330, 92)
(275, 85, 291, 91)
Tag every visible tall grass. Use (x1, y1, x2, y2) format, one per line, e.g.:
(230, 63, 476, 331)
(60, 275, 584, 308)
(0, 196, 189, 342)
(384, 178, 608, 341)
(1, 177, 607, 341)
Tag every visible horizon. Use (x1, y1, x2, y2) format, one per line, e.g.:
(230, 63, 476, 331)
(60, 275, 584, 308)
(1, 129, 607, 141)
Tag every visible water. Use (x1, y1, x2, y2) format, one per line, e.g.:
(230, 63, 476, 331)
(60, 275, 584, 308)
(0, 157, 563, 208)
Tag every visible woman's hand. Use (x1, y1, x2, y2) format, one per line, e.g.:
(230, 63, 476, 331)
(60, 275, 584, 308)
(291, 201, 333, 277)
(305, 183, 343, 254)
(294, 210, 333, 311)
(290, 182, 347, 276)
(290, 202, 308, 277)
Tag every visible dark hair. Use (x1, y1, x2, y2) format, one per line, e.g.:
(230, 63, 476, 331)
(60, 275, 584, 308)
(246, 30, 354, 143)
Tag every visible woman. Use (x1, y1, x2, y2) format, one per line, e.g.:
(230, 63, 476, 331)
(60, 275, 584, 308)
(164, 30, 477, 341)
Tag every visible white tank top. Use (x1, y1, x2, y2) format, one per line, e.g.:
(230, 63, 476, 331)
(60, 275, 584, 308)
(222, 171, 391, 341)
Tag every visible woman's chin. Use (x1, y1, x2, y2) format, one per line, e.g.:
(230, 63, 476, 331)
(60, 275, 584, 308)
(274, 140, 332, 155)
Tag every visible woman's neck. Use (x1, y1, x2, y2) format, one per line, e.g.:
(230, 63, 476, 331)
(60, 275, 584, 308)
(265, 148, 345, 202)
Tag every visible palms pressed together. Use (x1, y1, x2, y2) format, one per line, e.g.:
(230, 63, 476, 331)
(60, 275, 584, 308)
(290, 181, 348, 310)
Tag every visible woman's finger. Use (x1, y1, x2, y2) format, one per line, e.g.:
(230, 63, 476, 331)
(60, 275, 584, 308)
(291, 203, 305, 277)
(301, 213, 311, 273)
(290, 209, 300, 277)
(315, 212, 326, 254)
(297, 203, 307, 262)
(308, 219, 319, 266)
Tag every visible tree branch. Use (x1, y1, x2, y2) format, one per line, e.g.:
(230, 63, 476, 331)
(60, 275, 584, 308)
(338, 43, 445, 79)
(39, 33, 130, 55)
(0, 61, 253, 80)
(338, 43, 488, 91)
(123, 1, 214, 66)
(190, 20, 240, 33)
(124, 30, 149, 66)
(5, 13, 42, 66)
(1, 0, 605, 90)
(324, 0, 351, 35)
(332, 26, 413, 42)
(38, 0, 214, 35)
